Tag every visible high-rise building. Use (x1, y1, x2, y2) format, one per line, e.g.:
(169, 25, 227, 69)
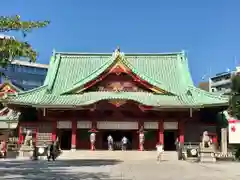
(0, 34, 49, 90)
(0, 60, 49, 90)
(209, 70, 235, 94)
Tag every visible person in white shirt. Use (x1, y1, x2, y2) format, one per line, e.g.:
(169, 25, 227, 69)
(122, 136, 128, 151)
(107, 135, 113, 150)
(139, 132, 145, 151)
(156, 142, 164, 162)
(90, 132, 96, 150)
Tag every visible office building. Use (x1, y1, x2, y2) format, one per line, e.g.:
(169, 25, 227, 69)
(0, 60, 48, 90)
(209, 70, 236, 94)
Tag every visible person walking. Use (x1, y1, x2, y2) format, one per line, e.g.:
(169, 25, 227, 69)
(107, 135, 113, 151)
(156, 142, 164, 163)
(54, 138, 61, 157)
(121, 136, 128, 151)
(47, 141, 56, 161)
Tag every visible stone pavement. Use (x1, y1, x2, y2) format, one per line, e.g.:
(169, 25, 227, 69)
(0, 151, 240, 179)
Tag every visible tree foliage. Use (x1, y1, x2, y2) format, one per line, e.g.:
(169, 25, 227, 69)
(229, 73, 240, 119)
(0, 15, 49, 67)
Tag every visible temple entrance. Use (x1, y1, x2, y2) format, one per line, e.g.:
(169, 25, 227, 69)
(102, 130, 133, 150)
(164, 130, 177, 151)
(76, 129, 90, 149)
(144, 130, 158, 150)
(58, 129, 71, 150)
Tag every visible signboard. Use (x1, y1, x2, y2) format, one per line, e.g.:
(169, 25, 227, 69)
(57, 121, 72, 129)
(97, 121, 138, 130)
(228, 119, 240, 144)
(164, 122, 178, 130)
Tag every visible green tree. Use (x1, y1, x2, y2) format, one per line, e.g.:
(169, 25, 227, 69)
(229, 72, 240, 119)
(0, 15, 49, 67)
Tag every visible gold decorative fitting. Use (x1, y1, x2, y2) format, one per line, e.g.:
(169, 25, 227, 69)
(109, 62, 129, 75)
(2, 85, 11, 92)
(110, 82, 123, 92)
(109, 100, 126, 107)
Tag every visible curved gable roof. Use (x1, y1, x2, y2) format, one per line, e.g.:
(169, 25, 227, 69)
(4, 50, 228, 108)
(45, 51, 191, 95)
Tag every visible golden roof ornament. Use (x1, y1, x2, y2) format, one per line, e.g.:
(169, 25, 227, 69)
(112, 46, 124, 58)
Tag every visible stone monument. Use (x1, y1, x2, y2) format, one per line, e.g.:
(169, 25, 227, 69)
(18, 130, 34, 158)
(199, 131, 216, 163)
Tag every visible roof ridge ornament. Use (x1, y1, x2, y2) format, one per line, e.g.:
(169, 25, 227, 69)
(112, 46, 124, 59)
(52, 49, 56, 56)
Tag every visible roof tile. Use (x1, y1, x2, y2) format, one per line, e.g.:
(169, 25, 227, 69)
(3, 51, 228, 107)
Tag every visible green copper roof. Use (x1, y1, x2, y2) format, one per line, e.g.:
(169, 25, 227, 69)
(3, 50, 228, 108)
(5, 88, 227, 108)
(45, 51, 192, 95)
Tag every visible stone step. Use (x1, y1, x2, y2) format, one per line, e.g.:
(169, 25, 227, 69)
(200, 157, 216, 163)
(200, 151, 216, 163)
(200, 153, 214, 157)
(58, 150, 179, 161)
(200, 149, 214, 153)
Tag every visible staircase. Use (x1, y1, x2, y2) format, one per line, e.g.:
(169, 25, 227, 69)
(37, 124, 52, 146)
(58, 150, 179, 161)
(199, 144, 216, 163)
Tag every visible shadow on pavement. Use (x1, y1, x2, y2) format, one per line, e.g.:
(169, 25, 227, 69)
(5, 151, 18, 159)
(0, 159, 125, 180)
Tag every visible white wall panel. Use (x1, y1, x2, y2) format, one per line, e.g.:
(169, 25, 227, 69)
(77, 121, 92, 129)
(57, 121, 72, 129)
(164, 122, 178, 130)
(97, 121, 138, 130)
(144, 122, 158, 129)
(0, 122, 18, 129)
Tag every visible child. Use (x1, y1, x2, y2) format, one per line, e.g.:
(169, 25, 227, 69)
(156, 142, 164, 162)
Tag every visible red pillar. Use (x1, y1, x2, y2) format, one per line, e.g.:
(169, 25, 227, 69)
(158, 120, 164, 144)
(212, 135, 217, 143)
(18, 125, 23, 145)
(52, 121, 57, 141)
(71, 120, 77, 150)
(178, 121, 185, 143)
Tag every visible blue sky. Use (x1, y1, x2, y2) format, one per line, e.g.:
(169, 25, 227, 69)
(1, 0, 240, 84)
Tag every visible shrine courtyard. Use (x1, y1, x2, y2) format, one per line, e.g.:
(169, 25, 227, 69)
(0, 151, 240, 180)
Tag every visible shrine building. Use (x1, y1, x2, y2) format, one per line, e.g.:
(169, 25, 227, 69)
(0, 81, 22, 139)
(3, 48, 228, 151)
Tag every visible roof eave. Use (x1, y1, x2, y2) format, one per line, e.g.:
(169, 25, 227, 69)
(201, 102, 228, 108)
(153, 105, 201, 109)
(4, 102, 78, 109)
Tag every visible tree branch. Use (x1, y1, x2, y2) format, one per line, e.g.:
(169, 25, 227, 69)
(0, 15, 50, 34)
(0, 37, 37, 66)
(0, 15, 49, 66)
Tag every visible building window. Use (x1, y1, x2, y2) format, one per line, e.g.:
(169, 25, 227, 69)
(21, 80, 42, 86)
